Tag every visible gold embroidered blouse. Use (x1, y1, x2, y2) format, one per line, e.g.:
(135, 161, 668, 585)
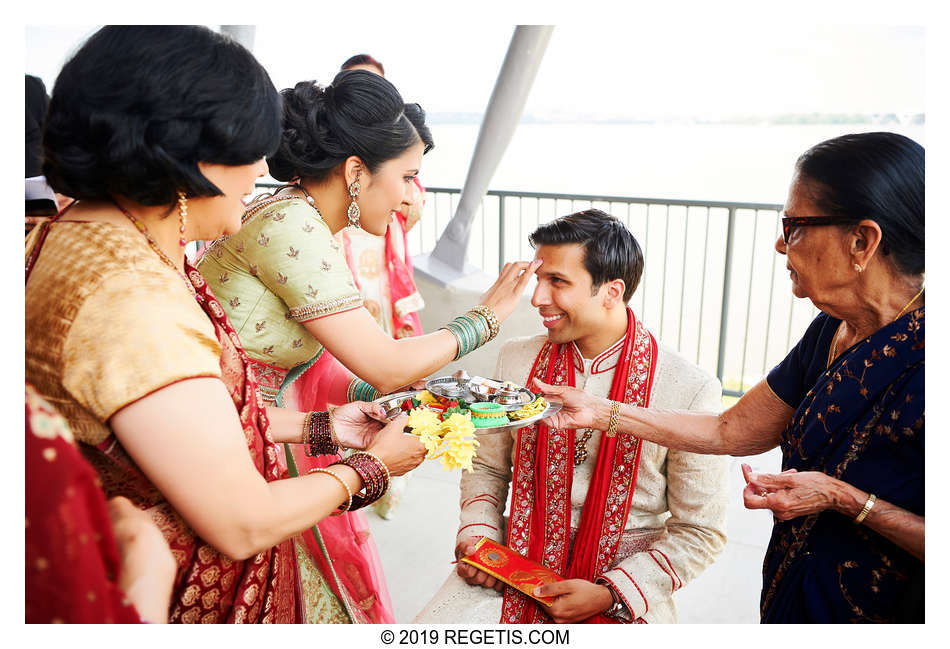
(198, 197, 362, 371)
(25, 222, 223, 446)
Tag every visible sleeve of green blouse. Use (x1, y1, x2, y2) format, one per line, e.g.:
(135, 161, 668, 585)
(249, 200, 363, 322)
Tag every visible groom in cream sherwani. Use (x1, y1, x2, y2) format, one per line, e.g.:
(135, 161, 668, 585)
(415, 209, 729, 624)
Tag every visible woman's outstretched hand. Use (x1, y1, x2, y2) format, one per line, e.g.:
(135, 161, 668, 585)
(331, 401, 388, 450)
(478, 260, 541, 321)
(532, 378, 605, 430)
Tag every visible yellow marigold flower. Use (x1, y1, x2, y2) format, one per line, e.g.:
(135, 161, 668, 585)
(408, 407, 441, 431)
(415, 390, 440, 406)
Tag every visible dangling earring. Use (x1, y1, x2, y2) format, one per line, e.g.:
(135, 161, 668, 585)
(853, 263, 863, 273)
(346, 169, 362, 229)
(177, 191, 188, 247)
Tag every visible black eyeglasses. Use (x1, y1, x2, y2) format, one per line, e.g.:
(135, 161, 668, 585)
(781, 215, 860, 245)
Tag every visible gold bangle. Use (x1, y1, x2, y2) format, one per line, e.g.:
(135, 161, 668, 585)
(301, 411, 314, 445)
(854, 493, 876, 525)
(309, 467, 352, 515)
(470, 305, 500, 341)
(605, 400, 622, 438)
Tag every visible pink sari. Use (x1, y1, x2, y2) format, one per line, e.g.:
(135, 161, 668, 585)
(249, 353, 395, 624)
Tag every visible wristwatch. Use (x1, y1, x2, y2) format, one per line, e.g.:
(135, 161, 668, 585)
(601, 582, 630, 621)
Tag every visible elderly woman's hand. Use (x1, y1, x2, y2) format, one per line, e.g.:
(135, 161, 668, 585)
(741, 463, 840, 521)
(533, 379, 608, 430)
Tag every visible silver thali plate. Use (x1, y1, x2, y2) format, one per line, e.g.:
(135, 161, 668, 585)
(467, 400, 563, 434)
(371, 390, 561, 434)
(425, 375, 535, 412)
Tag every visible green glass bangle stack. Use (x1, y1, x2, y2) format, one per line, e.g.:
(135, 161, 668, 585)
(347, 378, 380, 403)
(441, 307, 496, 361)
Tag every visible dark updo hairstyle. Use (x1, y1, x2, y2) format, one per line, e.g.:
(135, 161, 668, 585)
(529, 209, 644, 303)
(795, 132, 924, 276)
(267, 69, 433, 184)
(43, 25, 281, 206)
(341, 53, 385, 75)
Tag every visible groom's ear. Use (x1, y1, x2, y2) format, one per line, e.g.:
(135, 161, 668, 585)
(602, 279, 626, 309)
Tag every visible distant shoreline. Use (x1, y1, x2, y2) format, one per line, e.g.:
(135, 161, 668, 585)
(428, 112, 926, 126)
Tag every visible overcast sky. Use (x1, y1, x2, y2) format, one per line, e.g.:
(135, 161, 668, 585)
(25, 23, 924, 119)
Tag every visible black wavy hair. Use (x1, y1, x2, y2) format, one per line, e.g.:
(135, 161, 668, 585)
(43, 25, 281, 206)
(267, 69, 433, 183)
(529, 209, 644, 303)
(795, 132, 924, 276)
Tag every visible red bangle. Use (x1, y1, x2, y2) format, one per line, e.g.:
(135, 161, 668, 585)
(334, 452, 390, 509)
(305, 411, 339, 456)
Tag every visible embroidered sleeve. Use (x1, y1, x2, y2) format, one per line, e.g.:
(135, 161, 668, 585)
(601, 375, 728, 621)
(241, 201, 362, 322)
(62, 267, 222, 433)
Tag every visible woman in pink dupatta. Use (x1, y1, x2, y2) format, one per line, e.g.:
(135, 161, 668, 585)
(199, 70, 536, 622)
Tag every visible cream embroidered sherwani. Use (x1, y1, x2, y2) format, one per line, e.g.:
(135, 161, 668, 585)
(414, 333, 729, 624)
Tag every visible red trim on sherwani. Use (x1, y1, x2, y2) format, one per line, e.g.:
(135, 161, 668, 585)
(501, 308, 657, 624)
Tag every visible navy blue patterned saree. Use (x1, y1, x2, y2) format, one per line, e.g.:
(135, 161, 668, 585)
(761, 308, 924, 623)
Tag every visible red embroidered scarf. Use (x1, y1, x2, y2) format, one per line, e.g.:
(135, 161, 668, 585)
(501, 308, 657, 624)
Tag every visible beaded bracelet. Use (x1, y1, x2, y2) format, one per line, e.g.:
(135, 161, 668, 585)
(308, 467, 352, 515)
(347, 378, 381, 403)
(304, 411, 339, 456)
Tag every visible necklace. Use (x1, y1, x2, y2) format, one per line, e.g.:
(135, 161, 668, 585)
(574, 428, 595, 465)
(292, 183, 317, 207)
(829, 286, 924, 366)
(112, 198, 197, 298)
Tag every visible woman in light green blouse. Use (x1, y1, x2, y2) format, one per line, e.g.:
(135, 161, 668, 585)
(199, 70, 535, 623)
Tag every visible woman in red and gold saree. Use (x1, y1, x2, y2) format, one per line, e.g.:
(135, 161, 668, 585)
(26, 25, 423, 624)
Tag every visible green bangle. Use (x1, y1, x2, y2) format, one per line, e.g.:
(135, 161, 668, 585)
(348, 379, 379, 402)
(450, 319, 474, 360)
(442, 311, 494, 361)
(443, 320, 473, 360)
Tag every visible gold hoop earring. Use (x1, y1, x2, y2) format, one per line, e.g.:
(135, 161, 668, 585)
(346, 170, 362, 229)
(177, 191, 188, 247)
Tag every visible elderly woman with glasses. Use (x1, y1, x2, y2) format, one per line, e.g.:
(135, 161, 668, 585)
(534, 132, 924, 623)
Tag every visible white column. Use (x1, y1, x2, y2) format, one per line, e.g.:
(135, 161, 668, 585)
(220, 25, 256, 51)
(423, 25, 554, 279)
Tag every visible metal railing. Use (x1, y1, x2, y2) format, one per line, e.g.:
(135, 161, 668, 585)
(408, 187, 820, 399)
(254, 182, 819, 398)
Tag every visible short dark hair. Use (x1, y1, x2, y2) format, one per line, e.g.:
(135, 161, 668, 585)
(26, 75, 49, 178)
(341, 53, 385, 76)
(795, 132, 924, 276)
(43, 25, 281, 206)
(529, 209, 643, 302)
(267, 69, 434, 184)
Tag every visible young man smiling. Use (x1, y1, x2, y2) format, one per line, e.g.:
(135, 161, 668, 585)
(416, 209, 729, 624)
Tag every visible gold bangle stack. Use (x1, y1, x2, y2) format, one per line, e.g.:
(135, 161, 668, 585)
(853, 493, 877, 525)
(309, 467, 352, 515)
(469, 305, 500, 341)
(605, 401, 622, 438)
